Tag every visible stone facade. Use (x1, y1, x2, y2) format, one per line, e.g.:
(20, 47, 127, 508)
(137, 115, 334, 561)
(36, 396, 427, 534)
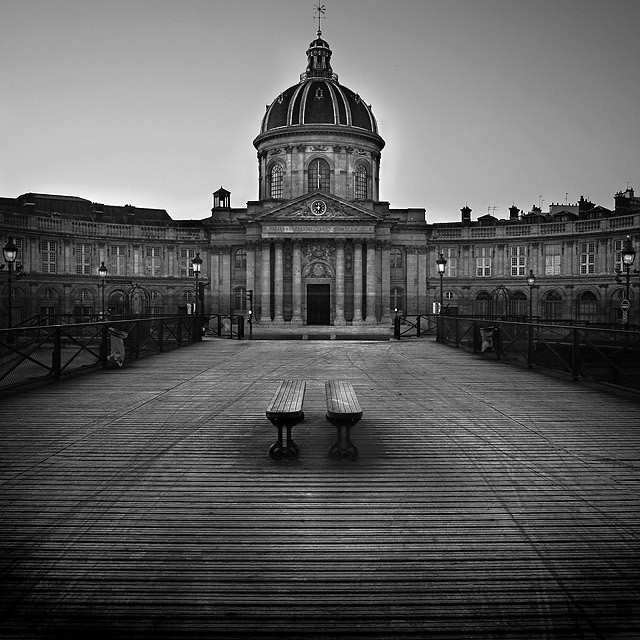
(1, 31, 638, 328)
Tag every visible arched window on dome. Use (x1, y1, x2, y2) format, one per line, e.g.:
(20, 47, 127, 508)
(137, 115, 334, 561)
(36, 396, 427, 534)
(308, 158, 330, 193)
(269, 163, 284, 200)
(355, 165, 368, 200)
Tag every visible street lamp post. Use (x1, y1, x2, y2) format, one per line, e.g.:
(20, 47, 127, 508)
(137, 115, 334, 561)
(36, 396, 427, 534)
(98, 261, 108, 319)
(527, 269, 536, 322)
(192, 253, 203, 338)
(246, 289, 253, 340)
(2, 236, 18, 329)
(436, 253, 447, 314)
(618, 236, 637, 329)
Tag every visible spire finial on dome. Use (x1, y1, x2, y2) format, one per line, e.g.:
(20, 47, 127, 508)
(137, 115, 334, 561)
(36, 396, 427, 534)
(314, 3, 326, 36)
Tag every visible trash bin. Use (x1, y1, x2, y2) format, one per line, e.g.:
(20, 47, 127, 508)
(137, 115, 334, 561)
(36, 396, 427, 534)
(480, 327, 495, 353)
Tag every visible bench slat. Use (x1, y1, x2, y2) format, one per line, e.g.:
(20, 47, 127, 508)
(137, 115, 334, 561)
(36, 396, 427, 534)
(325, 380, 362, 418)
(266, 380, 306, 416)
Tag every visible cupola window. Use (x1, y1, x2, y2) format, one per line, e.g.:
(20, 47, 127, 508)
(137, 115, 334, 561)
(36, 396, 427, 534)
(269, 163, 284, 199)
(355, 165, 368, 200)
(308, 158, 330, 193)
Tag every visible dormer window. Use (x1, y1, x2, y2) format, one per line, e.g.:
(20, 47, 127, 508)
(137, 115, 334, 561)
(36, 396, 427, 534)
(315, 88, 324, 99)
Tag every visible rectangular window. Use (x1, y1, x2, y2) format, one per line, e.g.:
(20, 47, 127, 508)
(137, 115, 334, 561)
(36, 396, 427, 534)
(41, 240, 57, 273)
(475, 247, 491, 277)
(110, 245, 127, 276)
(545, 243, 561, 276)
(442, 248, 457, 277)
(580, 242, 595, 275)
(76, 243, 92, 275)
(234, 248, 247, 269)
(614, 239, 625, 272)
(179, 248, 196, 277)
(510, 245, 526, 276)
(146, 246, 162, 277)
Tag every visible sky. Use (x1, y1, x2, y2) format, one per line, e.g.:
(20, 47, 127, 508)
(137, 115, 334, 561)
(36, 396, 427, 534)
(1, 0, 639, 223)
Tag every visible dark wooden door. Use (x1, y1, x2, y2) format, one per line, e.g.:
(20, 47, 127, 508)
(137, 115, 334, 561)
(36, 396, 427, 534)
(307, 284, 331, 325)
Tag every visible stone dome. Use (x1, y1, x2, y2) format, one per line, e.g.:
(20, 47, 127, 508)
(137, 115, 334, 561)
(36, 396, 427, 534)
(258, 32, 380, 136)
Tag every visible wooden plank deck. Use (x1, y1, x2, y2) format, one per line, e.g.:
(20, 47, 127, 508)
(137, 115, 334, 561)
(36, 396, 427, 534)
(1, 338, 639, 639)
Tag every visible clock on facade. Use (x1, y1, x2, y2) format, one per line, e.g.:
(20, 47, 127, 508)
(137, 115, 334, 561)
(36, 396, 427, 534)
(311, 199, 327, 216)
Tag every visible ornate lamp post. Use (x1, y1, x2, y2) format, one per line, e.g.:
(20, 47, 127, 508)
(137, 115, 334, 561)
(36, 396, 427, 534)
(527, 269, 536, 322)
(2, 236, 18, 329)
(436, 253, 447, 314)
(98, 261, 108, 318)
(617, 236, 637, 329)
(192, 253, 203, 317)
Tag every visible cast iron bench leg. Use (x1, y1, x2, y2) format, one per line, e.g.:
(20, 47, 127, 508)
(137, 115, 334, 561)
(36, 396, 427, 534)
(269, 414, 303, 461)
(328, 418, 359, 461)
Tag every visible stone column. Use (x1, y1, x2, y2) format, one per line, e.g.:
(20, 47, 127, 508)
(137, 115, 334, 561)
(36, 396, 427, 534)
(365, 241, 377, 324)
(220, 247, 231, 314)
(260, 241, 271, 323)
(417, 246, 428, 315)
(381, 241, 391, 323)
(246, 241, 256, 319)
(210, 246, 220, 313)
(291, 240, 303, 324)
(273, 240, 284, 324)
(352, 241, 363, 324)
(335, 239, 346, 325)
(406, 245, 417, 315)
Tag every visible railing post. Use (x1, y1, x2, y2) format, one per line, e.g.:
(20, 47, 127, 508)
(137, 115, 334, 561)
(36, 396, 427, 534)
(100, 323, 109, 367)
(156, 318, 163, 352)
(192, 315, 199, 343)
(133, 321, 141, 358)
(571, 327, 580, 381)
(237, 315, 245, 340)
(416, 315, 421, 337)
(527, 321, 534, 369)
(217, 315, 222, 337)
(53, 326, 62, 379)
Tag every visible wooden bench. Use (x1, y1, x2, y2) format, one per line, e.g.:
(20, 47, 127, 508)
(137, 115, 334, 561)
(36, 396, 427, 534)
(265, 380, 306, 460)
(325, 380, 363, 460)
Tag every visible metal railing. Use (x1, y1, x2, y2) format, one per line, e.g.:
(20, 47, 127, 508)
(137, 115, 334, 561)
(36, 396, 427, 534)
(207, 315, 246, 339)
(0, 315, 201, 394)
(436, 316, 640, 393)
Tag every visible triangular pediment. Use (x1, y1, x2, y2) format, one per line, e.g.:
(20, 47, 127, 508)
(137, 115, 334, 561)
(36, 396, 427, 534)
(255, 193, 382, 222)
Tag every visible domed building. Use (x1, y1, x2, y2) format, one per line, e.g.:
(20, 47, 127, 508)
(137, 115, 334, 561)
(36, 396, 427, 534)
(206, 28, 429, 326)
(1, 25, 637, 330)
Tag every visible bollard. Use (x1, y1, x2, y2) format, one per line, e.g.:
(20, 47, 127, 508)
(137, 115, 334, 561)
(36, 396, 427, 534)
(393, 315, 401, 340)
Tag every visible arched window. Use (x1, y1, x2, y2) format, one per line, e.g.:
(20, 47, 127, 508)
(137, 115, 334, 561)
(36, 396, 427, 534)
(234, 287, 247, 311)
(577, 290, 597, 324)
(308, 158, 330, 193)
(390, 248, 403, 269)
(234, 248, 247, 269)
(390, 287, 404, 313)
(355, 165, 368, 200)
(543, 290, 563, 321)
(512, 290, 528, 318)
(269, 164, 283, 199)
(475, 292, 491, 316)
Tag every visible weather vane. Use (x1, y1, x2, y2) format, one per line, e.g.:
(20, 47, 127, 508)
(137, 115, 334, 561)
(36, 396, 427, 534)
(314, 3, 326, 34)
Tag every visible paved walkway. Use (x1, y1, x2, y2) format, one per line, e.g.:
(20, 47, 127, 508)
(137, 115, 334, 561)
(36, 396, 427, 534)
(1, 337, 639, 639)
